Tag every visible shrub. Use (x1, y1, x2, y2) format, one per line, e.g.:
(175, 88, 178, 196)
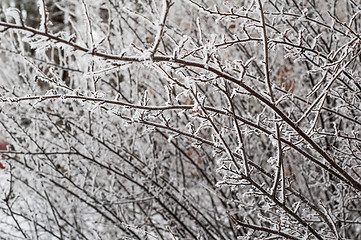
(0, 0, 360, 239)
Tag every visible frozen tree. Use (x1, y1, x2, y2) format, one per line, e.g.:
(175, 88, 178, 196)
(0, 0, 360, 239)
